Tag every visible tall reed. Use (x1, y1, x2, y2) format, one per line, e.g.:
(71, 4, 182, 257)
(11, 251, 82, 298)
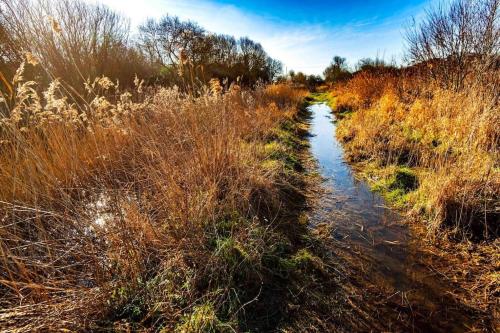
(0, 61, 307, 330)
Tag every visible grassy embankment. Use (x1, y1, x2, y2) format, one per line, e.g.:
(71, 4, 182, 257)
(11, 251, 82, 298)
(0, 72, 344, 332)
(319, 71, 499, 319)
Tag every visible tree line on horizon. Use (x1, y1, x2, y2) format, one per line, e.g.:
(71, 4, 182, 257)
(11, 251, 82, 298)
(310, 0, 499, 90)
(1, 0, 498, 95)
(282, 56, 397, 90)
(0, 0, 283, 97)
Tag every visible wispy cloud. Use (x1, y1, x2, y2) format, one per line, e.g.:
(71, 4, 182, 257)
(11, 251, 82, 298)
(88, 0, 429, 74)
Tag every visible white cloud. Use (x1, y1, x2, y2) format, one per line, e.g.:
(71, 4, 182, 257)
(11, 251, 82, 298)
(86, 0, 427, 75)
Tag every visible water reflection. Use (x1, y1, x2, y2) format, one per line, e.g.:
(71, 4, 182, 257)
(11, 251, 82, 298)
(308, 103, 478, 332)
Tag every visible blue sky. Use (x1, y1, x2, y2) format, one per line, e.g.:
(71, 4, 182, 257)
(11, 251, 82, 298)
(87, 0, 434, 75)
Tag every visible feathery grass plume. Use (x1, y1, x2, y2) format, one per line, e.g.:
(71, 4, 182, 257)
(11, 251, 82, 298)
(24, 52, 39, 66)
(0, 77, 307, 331)
(209, 78, 223, 95)
(12, 61, 26, 84)
(47, 15, 62, 34)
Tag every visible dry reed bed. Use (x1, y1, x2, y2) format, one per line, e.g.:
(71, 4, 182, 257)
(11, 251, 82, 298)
(334, 72, 499, 237)
(0, 66, 308, 331)
(330, 70, 499, 318)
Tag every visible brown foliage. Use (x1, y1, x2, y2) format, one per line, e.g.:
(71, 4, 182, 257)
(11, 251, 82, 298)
(334, 65, 499, 240)
(0, 72, 306, 330)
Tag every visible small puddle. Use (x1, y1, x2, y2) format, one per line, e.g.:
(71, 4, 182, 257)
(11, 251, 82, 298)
(308, 103, 482, 332)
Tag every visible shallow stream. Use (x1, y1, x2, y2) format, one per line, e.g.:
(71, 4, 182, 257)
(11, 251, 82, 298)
(308, 103, 483, 332)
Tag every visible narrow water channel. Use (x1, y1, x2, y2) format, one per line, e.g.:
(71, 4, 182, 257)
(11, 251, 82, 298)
(308, 103, 483, 332)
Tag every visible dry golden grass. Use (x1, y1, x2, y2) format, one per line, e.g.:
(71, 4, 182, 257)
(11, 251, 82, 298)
(334, 71, 499, 239)
(334, 71, 392, 111)
(0, 63, 308, 331)
(331, 68, 499, 318)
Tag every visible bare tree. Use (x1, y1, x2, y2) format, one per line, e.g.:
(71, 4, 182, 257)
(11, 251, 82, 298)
(324, 56, 351, 83)
(0, 0, 154, 89)
(139, 16, 206, 67)
(405, 0, 499, 91)
(138, 16, 282, 86)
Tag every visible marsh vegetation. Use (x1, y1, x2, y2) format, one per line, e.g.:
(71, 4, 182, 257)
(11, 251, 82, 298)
(0, 0, 498, 331)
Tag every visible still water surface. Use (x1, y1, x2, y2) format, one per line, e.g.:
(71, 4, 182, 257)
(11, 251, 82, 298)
(308, 103, 481, 332)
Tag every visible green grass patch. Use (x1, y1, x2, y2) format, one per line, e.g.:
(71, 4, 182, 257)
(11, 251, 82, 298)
(362, 163, 419, 208)
(175, 303, 233, 333)
(214, 237, 250, 268)
(291, 249, 325, 272)
(307, 92, 336, 108)
(262, 114, 310, 173)
(263, 141, 301, 172)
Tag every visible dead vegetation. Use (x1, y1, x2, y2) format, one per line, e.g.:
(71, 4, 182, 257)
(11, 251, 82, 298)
(0, 1, 346, 331)
(0, 56, 316, 330)
(335, 74, 499, 240)
(328, 0, 499, 322)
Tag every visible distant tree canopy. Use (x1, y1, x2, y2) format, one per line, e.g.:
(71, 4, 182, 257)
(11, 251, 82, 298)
(323, 56, 351, 83)
(139, 16, 282, 86)
(0, 0, 282, 95)
(288, 70, 324, 90)
(353, 57, 398, 75)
